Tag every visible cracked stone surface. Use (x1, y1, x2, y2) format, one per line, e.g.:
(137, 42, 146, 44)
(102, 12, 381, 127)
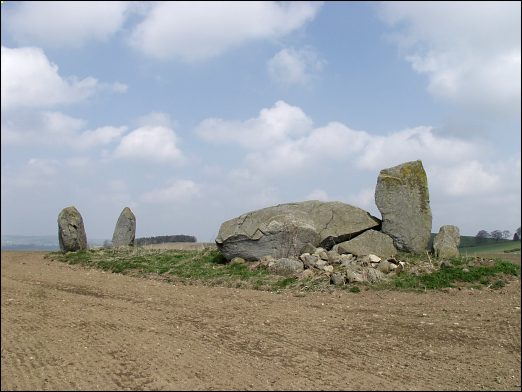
(215, 200, 380, 261)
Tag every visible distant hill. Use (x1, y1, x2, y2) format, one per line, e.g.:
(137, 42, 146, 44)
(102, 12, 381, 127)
(1, 235, 106, 251)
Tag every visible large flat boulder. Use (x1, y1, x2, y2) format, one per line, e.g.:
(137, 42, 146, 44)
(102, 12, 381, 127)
(337, 229, 397, 259)
(215, 200, 380, 261)
(375, 160, 432, 253)
(58, 206, 87, 252)
(112, 207, 136, 247)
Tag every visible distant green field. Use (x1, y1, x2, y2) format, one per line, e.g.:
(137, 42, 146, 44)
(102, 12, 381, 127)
(456, 237, 521, 264)
(458, 237, 520, 253)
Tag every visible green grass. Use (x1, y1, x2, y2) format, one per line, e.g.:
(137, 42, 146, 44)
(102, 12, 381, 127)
(459, 240, 521, 255)
(46, 247, 323, 292)
(46, 247, 520, 293)
(390, 257, 520, 290)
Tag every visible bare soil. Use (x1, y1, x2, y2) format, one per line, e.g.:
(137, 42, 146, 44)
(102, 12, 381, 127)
(1, 251, 520, 391)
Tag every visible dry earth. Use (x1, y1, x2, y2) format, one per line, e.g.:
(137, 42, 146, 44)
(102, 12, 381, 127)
(1, 250, 521, 391)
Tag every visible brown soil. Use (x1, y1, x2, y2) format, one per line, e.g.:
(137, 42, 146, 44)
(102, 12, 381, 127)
(1, 251, 520, 391)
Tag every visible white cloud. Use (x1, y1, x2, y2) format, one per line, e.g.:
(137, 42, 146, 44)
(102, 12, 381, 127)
(114, 126, 184, 164)
(355, 126, 480, 170)
(195, 100, 313, 149)
(379, 1, 521, 118)
(1, 46, 126, 111)
(2, 110, 126, 149)
(141, 180, 201, 203)
(194, 101, 520, 229)
(268, 47, 325, 86)
(196, 101, 482, 179)
(129, 1, 323, 61)
(5, 1, 129, 48)
(78, 126, 128, 149)
(5, 158, 59, 189)
(435, 160, 500, 196)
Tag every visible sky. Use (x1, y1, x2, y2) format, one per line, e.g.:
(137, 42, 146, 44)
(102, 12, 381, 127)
(1, 1, 520, 242)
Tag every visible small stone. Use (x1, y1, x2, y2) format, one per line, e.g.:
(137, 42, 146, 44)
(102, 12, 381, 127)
(368, 254, 381, 263)
(440, 260, 452, 269)
(300, 243, 316, 255)
(230, 257, 246, 265)
(323, 265, 334, 273)
(331, 273, 345, 285)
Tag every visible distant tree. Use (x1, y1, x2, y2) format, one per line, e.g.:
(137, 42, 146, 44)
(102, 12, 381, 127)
(491, 230, 503, 241)
(502, 230, 511, 240)
(135, 235, 197, 246)
(517, 227, 521, 237)
(475, 230, 490, 244)
(514, 233, 520, 241)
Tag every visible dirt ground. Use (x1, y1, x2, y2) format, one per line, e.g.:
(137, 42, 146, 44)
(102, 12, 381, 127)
(1, 251, 520, 391)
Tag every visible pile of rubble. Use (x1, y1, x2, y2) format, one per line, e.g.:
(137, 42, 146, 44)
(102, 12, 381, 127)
(229, 244, 411, 286)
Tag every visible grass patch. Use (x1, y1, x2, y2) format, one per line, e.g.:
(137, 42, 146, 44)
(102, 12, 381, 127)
(391, 258, 519, 290)
(46, 247, 520, 293)
(47, 247, 310, 292)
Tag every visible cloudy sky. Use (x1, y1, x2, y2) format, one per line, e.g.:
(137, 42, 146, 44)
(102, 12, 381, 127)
(1, 1, 520, 242)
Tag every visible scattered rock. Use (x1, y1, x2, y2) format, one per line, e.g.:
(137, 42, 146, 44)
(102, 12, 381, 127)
(58, 206, 88, 252)
(259, 255, 275, 267)
(346, 269, 364, 283)
(314, 248, 329, 261)
(323, 265, 334, 273)
(377, 260, 394, 274)
(300, 243, 316, 255)
(440, 260, 452, 269)
(298, 269, 316, 279)
(368, 254, 381, 263)
(364, 268, 386, 283)
(327, 250, 341, 264)
(315, 259, 329, 270)
(230, 257, 246, 265)
(331, 273, 346, 285)
(340, 254, 356, 268)
(268, 258, 304, 276)
(300, 253, 319, 269)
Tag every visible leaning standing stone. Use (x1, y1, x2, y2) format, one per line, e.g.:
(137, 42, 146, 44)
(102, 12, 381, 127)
(375, 160, 432, 253)
(58, 206, 87, 252)
(433, 225, 460, 259)
(112, 207, 136, 247)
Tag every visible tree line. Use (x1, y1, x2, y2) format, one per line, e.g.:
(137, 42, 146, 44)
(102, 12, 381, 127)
(475, 227, 521, 242)
(104, 234, 197, 247)
(135, 235, 197, 246)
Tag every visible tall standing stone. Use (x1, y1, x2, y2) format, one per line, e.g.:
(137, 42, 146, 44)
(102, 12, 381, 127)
(375, 160, 432, 253)
(433, 225, 460, 259)
(58, 206, 87, 252)
(112, 207, 136, 247)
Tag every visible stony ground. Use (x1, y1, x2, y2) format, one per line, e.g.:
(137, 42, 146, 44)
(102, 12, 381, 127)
(1, 251, 521, 391)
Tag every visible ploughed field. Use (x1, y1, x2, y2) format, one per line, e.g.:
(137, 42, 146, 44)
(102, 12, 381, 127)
(1, 250, 520, 391)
